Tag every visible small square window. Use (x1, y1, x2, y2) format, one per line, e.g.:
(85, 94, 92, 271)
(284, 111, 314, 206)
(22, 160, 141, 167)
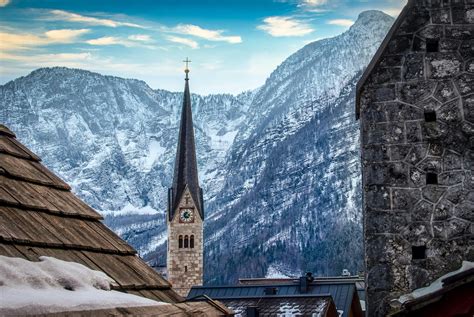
(412, 245, 426, 260)
(426, 173, 438, 185)
(424, 111, 437, 122)
(426, 39, 439, 53)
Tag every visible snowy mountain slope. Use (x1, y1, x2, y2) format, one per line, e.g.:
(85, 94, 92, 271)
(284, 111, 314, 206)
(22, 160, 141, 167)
(1, 67, 253, 215)
(0, 10, 394, 284)
(194, 10, 394, 283)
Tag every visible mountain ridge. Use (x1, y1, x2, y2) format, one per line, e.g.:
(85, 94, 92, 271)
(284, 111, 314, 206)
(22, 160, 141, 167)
(0, 10, 394, 283)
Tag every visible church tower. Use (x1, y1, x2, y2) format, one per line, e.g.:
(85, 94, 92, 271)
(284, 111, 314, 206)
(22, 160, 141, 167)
(167, 59, 204, 297)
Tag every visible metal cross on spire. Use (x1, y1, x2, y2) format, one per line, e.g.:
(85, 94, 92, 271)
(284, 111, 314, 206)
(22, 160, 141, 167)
(183, 57, 191, 79)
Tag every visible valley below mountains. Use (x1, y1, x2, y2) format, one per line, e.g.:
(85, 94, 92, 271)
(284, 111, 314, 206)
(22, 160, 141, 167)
(0, 10, 394, 284)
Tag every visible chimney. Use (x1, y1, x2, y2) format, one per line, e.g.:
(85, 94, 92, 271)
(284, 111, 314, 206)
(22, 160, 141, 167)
(299, 272, 314, 293)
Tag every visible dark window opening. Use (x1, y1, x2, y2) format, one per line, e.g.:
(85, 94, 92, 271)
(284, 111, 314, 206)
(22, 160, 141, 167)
(264, 287, 278, 295)
(178, 235, 183, 249)
(190, 235, 194, 249)
(424, 110, 437, 122)
(184, 235, 189, 248)
(412, 245, 427, 260)
(185, 266, 188, 273)
(426, 39, 439, 53)
(426, 172, 438, 185)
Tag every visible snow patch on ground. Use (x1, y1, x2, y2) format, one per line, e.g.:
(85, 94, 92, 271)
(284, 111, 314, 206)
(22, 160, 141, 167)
(397, 260, 474, 304)
(0, 256, 164, 315)
(266, 264, 291, 278)
(138, 231, 168, 256)
(208, 128, 239, 151)
(143, 139, 166, 171)
(100, 203, 162, 216)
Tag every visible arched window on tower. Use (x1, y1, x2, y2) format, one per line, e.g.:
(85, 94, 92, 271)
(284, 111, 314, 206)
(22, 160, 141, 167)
(184, 235, 189, 248)
(178, 235, 183, 249)
(190, 235, 195, 249)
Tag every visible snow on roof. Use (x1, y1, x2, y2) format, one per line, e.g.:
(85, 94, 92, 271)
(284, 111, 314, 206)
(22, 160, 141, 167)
(0, 255, 165, 315)
(397, 261, 474, 304)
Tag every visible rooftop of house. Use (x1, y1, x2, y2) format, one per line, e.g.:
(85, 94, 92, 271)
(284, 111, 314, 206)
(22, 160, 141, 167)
(389, 261, 474, 316)
(188, 275, 364, 317)
(197, 295, 339, 317)
(0, 124, 232, 316)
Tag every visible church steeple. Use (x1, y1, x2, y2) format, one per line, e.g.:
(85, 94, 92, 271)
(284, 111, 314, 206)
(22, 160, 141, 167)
(169, 58, 203, 221)
(167, 59, 204, 297)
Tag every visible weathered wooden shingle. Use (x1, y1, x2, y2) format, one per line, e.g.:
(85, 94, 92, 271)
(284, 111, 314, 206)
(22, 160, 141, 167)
(0, 175, 100, 219)
(0, 153, 70, 190)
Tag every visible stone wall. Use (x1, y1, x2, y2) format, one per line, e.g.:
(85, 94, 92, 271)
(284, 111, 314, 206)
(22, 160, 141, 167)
(358, 0, 473, 315)
(167, 188, 204, 297)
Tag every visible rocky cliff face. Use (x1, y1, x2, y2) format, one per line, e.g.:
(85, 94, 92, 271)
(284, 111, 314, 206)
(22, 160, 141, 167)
(0, 10, 394, 284)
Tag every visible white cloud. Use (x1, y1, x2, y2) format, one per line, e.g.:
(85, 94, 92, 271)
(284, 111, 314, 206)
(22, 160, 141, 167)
(328, 19, 354, 27)
(128, 34, 151, 42)
(0, 52, 93, 63)
(306, 8, 330, 13)
(86, 35, 156, 48)
(257, 16, 314, 37)
(50, 10, 144, 28)
(303, 0, 327, 5)
(0, 0, 10, 7)
(166, 36, 199, 49)
(44, 29, 90, 41)
(86, 36, 121, 46)
(0, 29, 90, 51)
(297, 0, 329, 10)
(171, 24, 242, 44)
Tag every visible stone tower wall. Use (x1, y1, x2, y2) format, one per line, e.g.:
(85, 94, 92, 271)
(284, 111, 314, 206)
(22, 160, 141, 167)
(167, 188, 203, 297)
(359, 0, 474, 315)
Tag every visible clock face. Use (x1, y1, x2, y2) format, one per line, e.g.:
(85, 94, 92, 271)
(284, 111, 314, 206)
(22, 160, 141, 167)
(179, 209, 194, 223)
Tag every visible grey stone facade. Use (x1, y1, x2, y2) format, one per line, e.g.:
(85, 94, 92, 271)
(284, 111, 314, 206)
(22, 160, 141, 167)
(356, 0, 474, 315)
(167, 188, 204, 297)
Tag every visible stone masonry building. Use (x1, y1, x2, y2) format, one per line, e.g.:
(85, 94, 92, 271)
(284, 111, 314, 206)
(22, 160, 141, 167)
(356, 0, 473, 316)
(167, 63, 204, 297)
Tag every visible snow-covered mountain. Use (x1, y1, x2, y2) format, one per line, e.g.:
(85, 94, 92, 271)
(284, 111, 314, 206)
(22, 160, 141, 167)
(0, 10, 394, 284)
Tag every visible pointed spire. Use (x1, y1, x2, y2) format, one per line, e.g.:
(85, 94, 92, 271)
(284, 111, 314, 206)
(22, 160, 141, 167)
(169, 60, 203, 220)
(183, 57, 191, 81)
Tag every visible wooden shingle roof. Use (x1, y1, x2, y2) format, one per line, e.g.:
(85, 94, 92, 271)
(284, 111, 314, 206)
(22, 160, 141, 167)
(0, 124, 232, 315)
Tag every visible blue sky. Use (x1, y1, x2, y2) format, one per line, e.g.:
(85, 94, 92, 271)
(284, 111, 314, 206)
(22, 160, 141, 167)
(0, 0, 406, 94)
